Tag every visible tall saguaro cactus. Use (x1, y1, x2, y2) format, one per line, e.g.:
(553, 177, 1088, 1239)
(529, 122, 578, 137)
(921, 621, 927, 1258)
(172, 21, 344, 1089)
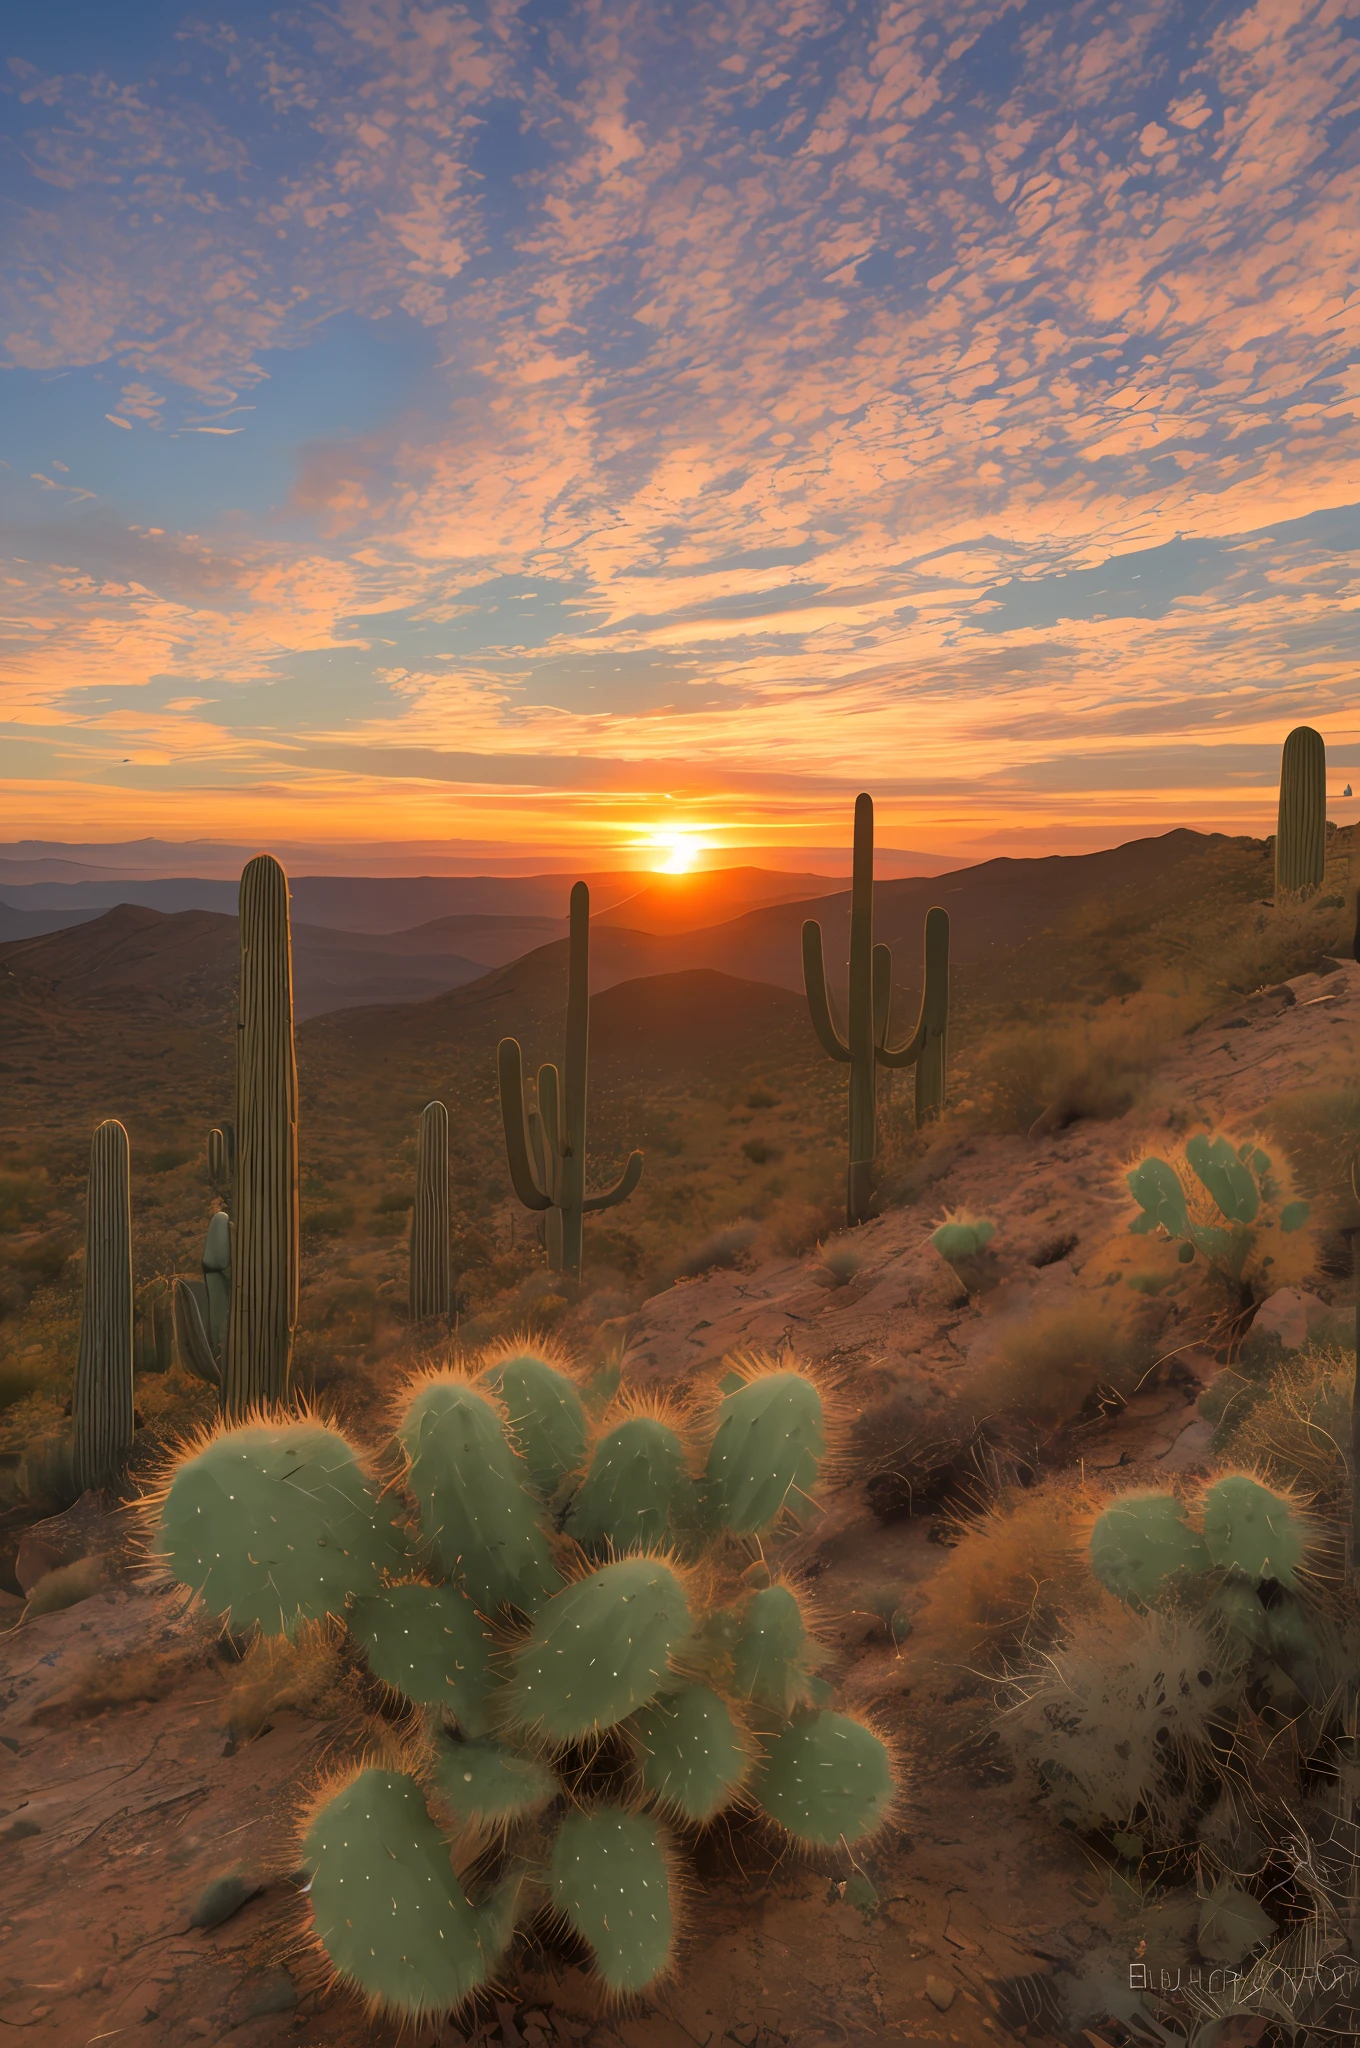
(222, 854, 299, 1419)
(409, 1100, 451, 1323)
(498, 881, 642, 1281)
(1276, 725, 1326, 899)
(72, 1118, 135, 1492)
(803, 793, 951, 1225)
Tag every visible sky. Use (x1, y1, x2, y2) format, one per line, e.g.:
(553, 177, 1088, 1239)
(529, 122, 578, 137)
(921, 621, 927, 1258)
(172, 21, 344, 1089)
(2, 0, 1359, 871)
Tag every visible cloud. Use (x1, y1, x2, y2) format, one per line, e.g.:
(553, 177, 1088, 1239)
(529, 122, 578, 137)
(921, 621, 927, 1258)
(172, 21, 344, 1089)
(2, 0, 1359, 853)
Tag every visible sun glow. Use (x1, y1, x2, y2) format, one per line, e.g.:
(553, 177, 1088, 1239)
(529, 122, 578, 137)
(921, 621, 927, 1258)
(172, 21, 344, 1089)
(650, 831, 709, 875)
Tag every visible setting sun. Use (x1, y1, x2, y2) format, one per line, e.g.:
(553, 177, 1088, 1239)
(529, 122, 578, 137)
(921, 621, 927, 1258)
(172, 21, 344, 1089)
(650, 831, 709, 875)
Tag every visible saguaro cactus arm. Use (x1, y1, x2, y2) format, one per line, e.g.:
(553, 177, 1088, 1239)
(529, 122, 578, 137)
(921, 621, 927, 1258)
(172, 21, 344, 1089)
(876, 906, 950, 1070)
(583, 1152, 644, 1214)
(497, 1039, 554, 1212)
(801, 921, 852, 1062)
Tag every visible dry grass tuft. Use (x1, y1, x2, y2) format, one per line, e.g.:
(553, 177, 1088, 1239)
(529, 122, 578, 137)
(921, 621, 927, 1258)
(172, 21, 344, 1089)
(963, 1296, 1157, 1430)
(30, 1644, 203, 1726)
(907, 1479, 1107, 1680)
(1216, 1344, 1353, 1518)
(220, 1625, 352, 1749)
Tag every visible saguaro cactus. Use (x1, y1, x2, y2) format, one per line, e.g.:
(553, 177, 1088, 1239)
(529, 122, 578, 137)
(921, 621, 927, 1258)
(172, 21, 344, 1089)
(498, 882, 642, 1281)
(410, 1100, 451, 1323)
(72, 1118, 135, 1491)
(207, 1123, 235, 1203)
(803, 794, 950, 1225)
(222, 854, 299, 1419)
(1276, 725, 1326, 899)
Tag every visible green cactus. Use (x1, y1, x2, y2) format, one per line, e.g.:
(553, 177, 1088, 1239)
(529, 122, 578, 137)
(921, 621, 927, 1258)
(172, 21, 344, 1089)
(1201, 1474, 1309, 1588)
(1127, 1137, 1309, 1281)
(630, 1684, 751, 1822)
(303, 1770, 512, 2020)
(430, 1739, 557, 1833)
(223, 853, 299, 1419)
(477, 1347, 587, 1499)
(398, 1374, 559, 1614)
(930, 1213, 998, 1292)
(498, 881, 642, 1282)
(549, 1807, 675, 1995)
(1275, 723, 1326, 899)
(506, 1556, 692, 1741)
(732, 1585, 824, 1712)
(206, 1123, 235, 1201)
(72, 1119, 135, 1493)
(567, 1411, 691, 1555)
(154, 1339, 900, 2015)
(705, 1367, 827, 1534)
(409, 1100, 450, 1324)
(1089, 1493, 1212, 1606)
(751, 1710, 895, 1848)
(347, 1582, 497, 1730)
(802, 793, 951, 1224)
(173, 1210, 232, 1388)
(156, 1419, 398, 1634)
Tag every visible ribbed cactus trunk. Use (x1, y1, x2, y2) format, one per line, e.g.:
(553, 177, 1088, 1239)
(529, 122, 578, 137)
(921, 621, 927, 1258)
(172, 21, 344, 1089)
(497, 880, 642, 1283)
(222, 854, 298, 1419)
(803, 794, 952, 1226)
(409, 1100, 451, 1322)
(72, 1119, 134, 1492)
(1276, 725, 1326, 899)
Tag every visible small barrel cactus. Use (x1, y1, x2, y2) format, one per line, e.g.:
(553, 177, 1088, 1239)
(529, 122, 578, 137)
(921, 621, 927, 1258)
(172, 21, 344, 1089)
(151, 1346, 894, 2022)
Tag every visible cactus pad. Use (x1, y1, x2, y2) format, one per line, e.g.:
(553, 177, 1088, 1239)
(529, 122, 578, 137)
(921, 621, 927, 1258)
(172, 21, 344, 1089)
(567, 1414, 690, 1556)
(348, 1583, 496, 1731)
(303, 1769, 506, 2018)
(157, 1421, 397, 1634)
(507, 1557, 691, 1741)
(1186, 1135, 1260, 1224)
(1202, 1475, 1308, 1588)
(478, 1350, 587, 1498)
(399, 1376, 559, 1613)
(732, 1585, 819, 1712)
(1089, 1493, 1211, 1606)
(430, 1738, 557, 1831)
(705, 1370, 825, 1533)
(549, 1807, 675, 1995)
(752, 1710, 895, 1848)
(1127, 1159, 1189, 1238)
(631, 1685, 750, 1823)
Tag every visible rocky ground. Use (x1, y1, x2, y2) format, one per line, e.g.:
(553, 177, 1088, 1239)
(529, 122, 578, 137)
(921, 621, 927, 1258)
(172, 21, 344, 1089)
(3, 959, 1356, 2048)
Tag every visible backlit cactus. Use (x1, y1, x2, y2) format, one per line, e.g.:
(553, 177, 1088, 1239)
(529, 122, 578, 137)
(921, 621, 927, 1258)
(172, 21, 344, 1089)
(409, 1100, 451, 1324)
(1275, 723, 1326, 899)
(207, 1123, 235, 1202)
(173, 1210, 232, 1388)
(1126, 1130, 1310, 1292)
(153, 1345, 895, 2023)
(223, 853, 299, 1418)
(72, 1118, 135, 1492)
(498, 881, 642, 1281)
(803, 793, 950, 1225)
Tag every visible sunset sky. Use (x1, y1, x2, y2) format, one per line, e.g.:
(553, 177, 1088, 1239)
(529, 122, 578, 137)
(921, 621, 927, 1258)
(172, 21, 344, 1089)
(2, 0, 1358, 869)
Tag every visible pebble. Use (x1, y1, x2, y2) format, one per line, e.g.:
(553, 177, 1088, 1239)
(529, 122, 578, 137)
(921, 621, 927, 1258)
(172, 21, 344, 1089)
(925, 1975, 956, 2012)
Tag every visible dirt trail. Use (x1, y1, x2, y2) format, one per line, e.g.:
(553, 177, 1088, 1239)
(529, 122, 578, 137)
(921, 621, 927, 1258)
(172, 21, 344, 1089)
(4, 960, 1356, 2048)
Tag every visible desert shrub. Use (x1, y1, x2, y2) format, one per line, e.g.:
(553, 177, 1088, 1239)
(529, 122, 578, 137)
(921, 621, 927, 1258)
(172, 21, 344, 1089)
(1215, 1345, 1352, 1516)
(24, 1554, 107, 1617)
(817, 1240, 861, 1287)
(1261, 1081, 1360, 1223)
(375, 1190, 415, 1214)
(662, 1220, 758, 1284)
(1004, 1610, 1232, 1845)
(148, 1147, 191, 1174)
(0, 1355, 46, 1413)
(964, 1297, 1157, 1430)
(907, 1481, 1103, 1677)
(302, 1198, 357, 1241)
(979, 999, 1184, 1136)
(741, 1138, 781, 1165)
(0, 1172, 45, 1231)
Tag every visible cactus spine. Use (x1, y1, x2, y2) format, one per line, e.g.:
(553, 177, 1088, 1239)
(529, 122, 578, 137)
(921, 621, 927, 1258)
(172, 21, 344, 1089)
(222, 854, 299, 1419)
(409, 1100, 451, 1323)
(802, 793, 950, 1225)
(1275, 724, 1326, 898)
(72, 1118, 134, 1491)
(498, 881, 642, 1281)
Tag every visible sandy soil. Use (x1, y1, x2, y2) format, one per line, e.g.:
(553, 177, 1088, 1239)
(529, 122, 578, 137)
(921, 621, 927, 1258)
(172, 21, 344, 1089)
(4, 959, 1356, 2048)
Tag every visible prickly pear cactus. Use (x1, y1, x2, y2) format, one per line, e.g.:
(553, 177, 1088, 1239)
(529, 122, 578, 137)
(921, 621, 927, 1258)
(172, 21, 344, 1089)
(153, 1346, 895, 2024)
(1125, 1130, 1310, 1294)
